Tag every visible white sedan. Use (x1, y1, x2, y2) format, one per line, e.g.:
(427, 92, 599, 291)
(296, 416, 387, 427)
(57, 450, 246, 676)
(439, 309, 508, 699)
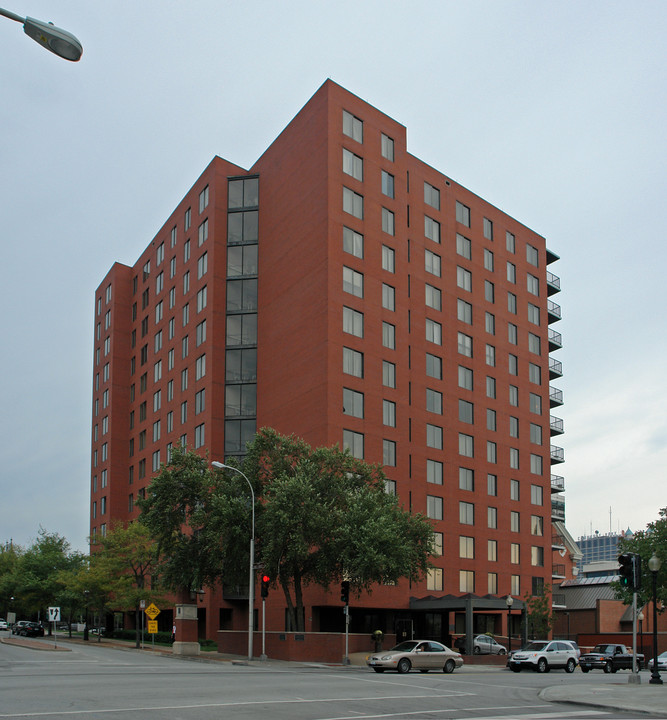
(367, 640, 463, 674)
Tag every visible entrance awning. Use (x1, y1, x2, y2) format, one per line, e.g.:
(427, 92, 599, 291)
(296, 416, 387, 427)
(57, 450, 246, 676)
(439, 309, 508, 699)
(410, 593, 525, 612)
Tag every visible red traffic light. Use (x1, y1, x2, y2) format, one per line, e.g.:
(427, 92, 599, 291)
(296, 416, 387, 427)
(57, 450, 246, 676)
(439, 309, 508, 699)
(261, 575, 270, 598)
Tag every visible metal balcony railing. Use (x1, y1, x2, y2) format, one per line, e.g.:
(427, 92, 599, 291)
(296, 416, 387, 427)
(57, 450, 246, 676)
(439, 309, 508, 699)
(548, 328, 563, 350)
(549, 357, 563, 379)
(547, 271, 561, 295)
(550, 386, 564, 407)
(547, 299, 562, 322)
(550, 415, 564, 435)
(551, 474, 565, 493)
(552, 564, 566, 578)
(552, 593, 566, 607)
(550, 445, 565, 464)
(552, 497, 565, 521)
(552, 534, 565, 548)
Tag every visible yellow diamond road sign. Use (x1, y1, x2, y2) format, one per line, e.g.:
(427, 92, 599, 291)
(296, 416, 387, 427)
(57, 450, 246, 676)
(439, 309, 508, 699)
(145, 603, 160, 620)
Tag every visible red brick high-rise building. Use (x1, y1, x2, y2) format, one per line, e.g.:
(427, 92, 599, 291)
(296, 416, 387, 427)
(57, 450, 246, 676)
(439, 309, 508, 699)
(90, 80, 564, 653)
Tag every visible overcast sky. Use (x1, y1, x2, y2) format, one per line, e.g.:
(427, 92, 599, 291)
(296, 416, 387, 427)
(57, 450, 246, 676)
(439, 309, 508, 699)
(1, 1, 665, 553)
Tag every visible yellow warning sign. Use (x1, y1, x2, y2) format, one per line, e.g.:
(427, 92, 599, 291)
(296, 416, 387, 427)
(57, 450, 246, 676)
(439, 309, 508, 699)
(145, 603, 160, 620)
(147, 620, 158, 634)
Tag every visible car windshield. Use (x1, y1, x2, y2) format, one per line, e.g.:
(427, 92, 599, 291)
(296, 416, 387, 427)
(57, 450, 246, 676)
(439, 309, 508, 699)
(593, 645, 614, 653)
(524, 642, 548, 651)
(390, 641, 419, 652)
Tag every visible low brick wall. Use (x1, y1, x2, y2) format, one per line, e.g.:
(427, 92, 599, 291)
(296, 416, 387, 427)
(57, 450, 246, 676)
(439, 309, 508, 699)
(217, 630, 396, 662)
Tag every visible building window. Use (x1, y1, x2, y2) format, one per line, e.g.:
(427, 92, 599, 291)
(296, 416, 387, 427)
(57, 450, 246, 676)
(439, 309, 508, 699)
(512, 575, 521, 596)
(199, 184, 209, 213)
(488, 540, 498, 562)
(458, 366, 473, 391)
(433, 532, 443, 556)
(342, 148, 363, 181)
(458, 399, 473, 424)
(343, 388, 364, 418)
(510, 448, 519, 469)
(485, 314, 495, 337)
(343, 429, 363, 458)
(459, 467, 474, 491)
(427, 495, 443, 520)
(382, 284, 395, 311)
(531, 484, 543, 506)
(528, 303, 540, 326)
(456, 201, 470, 227)
(486, 344, 496, 367)
(457, 299, 472, 325)
(488, 573, 498, 594)
(381, 170, 394, 198)
(458, 332, 473, 357)
(197, 252, 208, 280)
(530, 424, 543, 446)
(507, 262, 516, 284)
(343, 226, 363, 258)
(382, 400, 396, 427)
(382, 244, 395, 272)
(528, 333, 541, 356)
(381, 133, 394, 161)
(426, 424, 443, 450)
(196, 286, 207, 313)
(343, 266, 364, 297)
(425, 318, 442, 345)
(198, 219, 208, 246)
(342, 110, 363, 143)
(527, 244, 539, 267)
(531, 546, 544, 567)
(511, 543, 520, 564)
(382, 322, 395, 350)
(531, 515, 544, 536)
(343, 347, 363, 378)
(487, 441, 497, 464)
(427, 459, 443, 485)
(425, 249, 441, 277)
(530, 392, 542, 415)
(343, 307, 363, 337)
(427, 389, 443, 415)
(527, 273, 540, 296)
(486, 376, 496, 399)
(508, 323, 518, 345)
(487, 408, 496, 432)
(343, 187, 363, 219)
(483, 217, 493, 241)
(194, 423, 205, 449)
(459, 570, 475, 593)
(459, 501, 474, 526)
(511, 479, 520, 501)
(425, 215, 440, 243)
(485, 280, 495, 303)
(382, 360, 396, 388)
(383, 439, 396, 467)
(195, 354, 206, 380)
(529, 363, 542, 385)
(457, 267, 472, 292)
(484, 249, 494, 272)
(506, 231, 516, 253)
(487, 473, 497, 496)
(425, 284, 441, 311)
(382, 207, 395, 236)
(195, 389, 205, 415)
(511, 511, 520, 532)
(424, 181, 440, 210)
(460, 536, 474, 559)
(427, 568, 443, 592)
(426, 353, 442, 380)
(459, 433, 474, 458)
(456, 233, 471, 259)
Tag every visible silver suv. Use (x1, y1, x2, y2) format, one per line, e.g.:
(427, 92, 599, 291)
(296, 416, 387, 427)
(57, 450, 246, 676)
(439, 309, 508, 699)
(508, 640, 578, 673)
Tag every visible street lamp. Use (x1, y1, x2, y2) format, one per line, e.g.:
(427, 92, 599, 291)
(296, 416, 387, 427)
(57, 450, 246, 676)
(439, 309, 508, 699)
(506, 595, 514, 654)
(0, 7, 82, 61)
(648, 551, 663, 685)
(638, 611, 644, 658)
(212, 461, 255, 661)
(83, 590, 89, 642)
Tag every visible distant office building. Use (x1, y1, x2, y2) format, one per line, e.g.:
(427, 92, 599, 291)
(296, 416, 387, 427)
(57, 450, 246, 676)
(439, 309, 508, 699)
(90, 80, 565, 648)
(577, 530, 632, 568)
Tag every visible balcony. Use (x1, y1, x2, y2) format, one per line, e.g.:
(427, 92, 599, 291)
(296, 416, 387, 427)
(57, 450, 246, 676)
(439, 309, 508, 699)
(552, 593, 566, 608)
(551, 474, 565, 493)
(550, 445, 565, 464)
(546, 248, 560, 265)
(552, 497, 565, 522)
(550, 415, 564, 436)
(548, 328, 563, 351)
(547, 271, 561, 296)
(547, 299, 561, 324)
(549, 386, 564, 407)
(549, 357, 563, 379)
(552, 564, 566, 579)
(222, 583, 249, 601)
(552, 533, 566, 549)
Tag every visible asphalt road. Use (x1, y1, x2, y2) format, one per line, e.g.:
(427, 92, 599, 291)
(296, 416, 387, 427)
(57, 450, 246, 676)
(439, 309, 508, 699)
(0, 636, 654, 720)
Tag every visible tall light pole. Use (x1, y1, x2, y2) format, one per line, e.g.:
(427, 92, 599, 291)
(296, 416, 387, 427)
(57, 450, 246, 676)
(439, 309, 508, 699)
(648, 551, 663, 685)
(212, 461, 255, 661)
(506, 594, 513, 653)
(0, 8, 82, 60)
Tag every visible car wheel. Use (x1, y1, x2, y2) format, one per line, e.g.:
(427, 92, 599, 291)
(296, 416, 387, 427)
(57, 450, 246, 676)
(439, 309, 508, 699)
(565, 659, 576, 673)
(499, 649, 506, 655)
(372, 668, 384, 673)
(536, 658, 548, 673)
(443, 659, 456, 674)
(581, 667, 589, 673)
(604, 661, 612, 674)
(397, 658, 411, 674)
(473, 645, 481, 654)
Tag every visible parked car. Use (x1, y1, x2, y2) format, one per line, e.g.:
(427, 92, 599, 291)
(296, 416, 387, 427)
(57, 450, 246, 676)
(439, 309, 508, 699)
(562, 640, 581, 659)
(19, 622, 44, 638)
(508, 640, 578, 673)
(12, 621, 31, 635)
(455, 634, 507, 655)
(367, 640, 463, 674)
(0, 618, 8, 630)
(648, 652, 667, 672)
(579, 644, 643, 673)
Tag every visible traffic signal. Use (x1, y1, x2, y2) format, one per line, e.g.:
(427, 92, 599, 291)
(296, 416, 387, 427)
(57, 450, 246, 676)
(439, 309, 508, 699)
(340, 580, 350, 605)
(261, 575, 270, 598)
(618, 553, 641, 591)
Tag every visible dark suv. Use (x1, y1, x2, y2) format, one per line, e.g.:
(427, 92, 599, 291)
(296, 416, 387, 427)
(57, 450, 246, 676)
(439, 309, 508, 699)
(19, 622, 44, 637)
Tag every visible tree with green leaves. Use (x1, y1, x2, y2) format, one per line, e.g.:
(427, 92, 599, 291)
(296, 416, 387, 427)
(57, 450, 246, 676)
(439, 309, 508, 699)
(524, 583, 554, 639)
(139, 429, 435, 633)
(613, 506, 667, 609)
